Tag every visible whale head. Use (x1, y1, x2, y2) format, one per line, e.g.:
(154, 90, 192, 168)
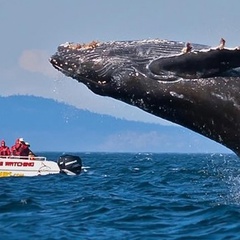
(50, 39, 240, 155)
(50, 40, 207, 96)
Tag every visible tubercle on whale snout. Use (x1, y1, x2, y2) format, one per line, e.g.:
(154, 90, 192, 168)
(49, 58, 61, 71)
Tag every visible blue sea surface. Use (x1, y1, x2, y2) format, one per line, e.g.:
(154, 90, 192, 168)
(1, 152, 240, 239)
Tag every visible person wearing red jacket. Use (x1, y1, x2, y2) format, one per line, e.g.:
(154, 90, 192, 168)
(11, 138, 34, 157)
(11, 138, 22, 156)
(0, 140, 11, 156)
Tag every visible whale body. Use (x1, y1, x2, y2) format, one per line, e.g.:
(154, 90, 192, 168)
(50, 39, 240, 155)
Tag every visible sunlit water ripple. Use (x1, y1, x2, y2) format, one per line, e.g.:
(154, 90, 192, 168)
(1, 152, 240, 239)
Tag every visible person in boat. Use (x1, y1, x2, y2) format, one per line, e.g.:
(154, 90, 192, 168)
(18, 139, 31, 156)
(11, 138, 22, 156)
(11, 138, 36, 158)
(24, 142, 36, 158)
(0, 140, 11, 156)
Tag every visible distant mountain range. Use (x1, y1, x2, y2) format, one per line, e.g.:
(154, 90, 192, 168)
(0, 95, 230, 153)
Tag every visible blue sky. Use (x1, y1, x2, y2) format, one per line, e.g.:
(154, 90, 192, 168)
(1, 0, 239, 152)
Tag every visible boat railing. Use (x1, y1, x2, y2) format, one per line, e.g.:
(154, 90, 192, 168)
(0, 155, 47, 161)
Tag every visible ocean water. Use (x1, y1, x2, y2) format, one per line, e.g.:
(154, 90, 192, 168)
(1, 152, 240, 240)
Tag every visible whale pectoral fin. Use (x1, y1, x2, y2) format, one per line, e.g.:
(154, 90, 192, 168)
(148, 49, 240, 79)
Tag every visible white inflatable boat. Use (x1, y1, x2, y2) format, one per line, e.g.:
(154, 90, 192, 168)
(0, 154, 82, 177)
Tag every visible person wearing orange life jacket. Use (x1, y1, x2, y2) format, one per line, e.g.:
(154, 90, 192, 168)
(11, 138, 22, 156)
(11, 138, 36, 157)
(0, 140, 11, 156)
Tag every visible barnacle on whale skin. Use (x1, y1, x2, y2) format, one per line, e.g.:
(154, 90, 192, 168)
(63, 40, 100, 50)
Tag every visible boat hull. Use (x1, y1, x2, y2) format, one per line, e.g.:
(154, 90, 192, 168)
(0, 156, 60, 177)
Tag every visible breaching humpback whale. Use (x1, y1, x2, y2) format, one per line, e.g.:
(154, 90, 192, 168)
(49, 38, 240, 156)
